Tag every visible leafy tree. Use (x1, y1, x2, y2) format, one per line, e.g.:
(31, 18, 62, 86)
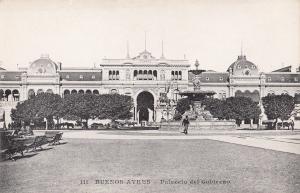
(202, 98, 227, 120)
(11, 93, 63, 129)
(224, 97, 261, 125)
(175, 98, 191, 115)
(99, 94, 133, 121)
(11, 99, 37, 126)
(62, 93, 100, 128)
(262, 94, 295, 128)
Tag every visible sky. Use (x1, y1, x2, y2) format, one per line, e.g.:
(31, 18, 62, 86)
(0, 0, 299, 72)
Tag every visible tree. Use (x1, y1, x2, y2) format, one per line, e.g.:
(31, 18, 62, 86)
(62, 93, 100, 128)
(11, 93, 63, 129)
(262, 94, 295, 129)
(175, 98, 191, 115)
(99, 94, 133, 121)
(224, 97, 261, 126)
(202, 98, 227, 120)
(11, 99, 37, 126)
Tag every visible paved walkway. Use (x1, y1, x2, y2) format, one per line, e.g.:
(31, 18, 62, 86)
(35, 130, 300, 155)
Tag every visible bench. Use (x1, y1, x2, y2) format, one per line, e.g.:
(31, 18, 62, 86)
(45, 131, 63, 145)
(3, 138, 27, 161)
(25, 135, 48, 151)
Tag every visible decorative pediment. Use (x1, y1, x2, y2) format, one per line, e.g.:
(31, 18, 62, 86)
(133, 50, 155, 60)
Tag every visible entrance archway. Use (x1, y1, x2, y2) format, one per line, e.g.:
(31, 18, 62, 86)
(137, 91, 154, 123)
(139, 108, 149, 123)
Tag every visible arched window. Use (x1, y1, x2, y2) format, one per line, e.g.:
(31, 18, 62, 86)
(179, 71, 182, 80)
(153, 70, 157, 80)
(86, 90, 92, 94)
(78, 90, 84, 94)
(46, 89, 53, 94)
(109, 70, 112, 80)
(112, 71, 116, 80)
(93, 90, 99, 95)
(175, 71, 178, 80)
(37, 89, 44, 95)
(171, 71, 174, 80)
(12, 89, 19, 101)
(133, 70, 137, 80)
(71, 90, 77, 94)
(148, 70, 152, 80)
(116, 71, 119, 80)
(28, 89, 35, 99)
(138, 70, 143, 80)
(143, 70, 147, 80)
(64, 90, 70, 96)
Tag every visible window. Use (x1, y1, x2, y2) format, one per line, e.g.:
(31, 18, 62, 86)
(109, 70, 120, 80)
(294, 77, 298, 82)
(219, 77, 223, 81)
(91, 75, 95, 79)
(237, 65, 241, 69)
(281, 77, 285, 82)
(268, 77, 271, 81)
(206, 77, 209, 81)
(1, 75, 5, 79)
(80, 75, 83, 79)
(15, 75, 20, 79)
(171, 71, 182, 80)
(251, 65, 256, 69)
(66, 75, 70, 79)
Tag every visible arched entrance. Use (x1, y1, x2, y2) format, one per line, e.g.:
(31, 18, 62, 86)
(137, 91, 154, 123)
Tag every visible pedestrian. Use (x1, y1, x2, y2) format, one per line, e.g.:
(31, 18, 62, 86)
(182, 115, 190, 135)
(290, 119, 294, 131)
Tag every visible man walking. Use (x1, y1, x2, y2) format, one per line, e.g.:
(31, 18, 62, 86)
(182, 115, 190, 135)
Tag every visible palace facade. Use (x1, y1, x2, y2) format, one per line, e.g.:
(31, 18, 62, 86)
(0, 49, 300, 126)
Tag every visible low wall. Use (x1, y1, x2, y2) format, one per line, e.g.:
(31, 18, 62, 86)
(159, 120, 237, 131)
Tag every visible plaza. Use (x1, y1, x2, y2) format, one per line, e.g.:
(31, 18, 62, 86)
(1, 129, 299, 193)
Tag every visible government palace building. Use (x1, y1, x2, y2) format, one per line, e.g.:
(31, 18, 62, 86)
(0, 48, 300, 126)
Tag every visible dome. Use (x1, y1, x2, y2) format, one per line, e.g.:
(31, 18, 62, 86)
(227, 55, 258, 76)
(28, 54, 58, 75)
